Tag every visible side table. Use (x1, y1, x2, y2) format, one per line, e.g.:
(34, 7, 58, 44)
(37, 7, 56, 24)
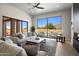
(56, 36, 65, 43)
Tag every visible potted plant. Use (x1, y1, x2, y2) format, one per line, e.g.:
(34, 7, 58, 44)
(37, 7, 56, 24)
(30, 26, 35, 32)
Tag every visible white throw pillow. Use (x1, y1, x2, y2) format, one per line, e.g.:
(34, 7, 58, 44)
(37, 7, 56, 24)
(4, 37, 13, 44)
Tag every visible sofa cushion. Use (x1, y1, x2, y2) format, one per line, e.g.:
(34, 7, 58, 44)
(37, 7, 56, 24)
(10, 37, 19, 44)
(27, 32, 32, 37)
(0, 37, 13, 44)
(0, 40, 27, 56)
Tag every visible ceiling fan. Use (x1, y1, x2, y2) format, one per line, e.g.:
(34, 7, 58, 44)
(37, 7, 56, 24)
(28, 3, 44, 9)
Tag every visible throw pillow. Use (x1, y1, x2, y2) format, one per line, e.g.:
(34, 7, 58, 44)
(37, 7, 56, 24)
(17, 34, 23, 39)
(0, 37, 13, 44)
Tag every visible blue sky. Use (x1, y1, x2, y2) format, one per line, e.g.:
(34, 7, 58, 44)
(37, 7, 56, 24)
(38, 16, 62, 27)
(6, 21, 10, 29)
(21, 21, 27, 28)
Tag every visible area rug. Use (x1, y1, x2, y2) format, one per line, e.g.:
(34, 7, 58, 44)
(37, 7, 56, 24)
(40, 38, 57, 56)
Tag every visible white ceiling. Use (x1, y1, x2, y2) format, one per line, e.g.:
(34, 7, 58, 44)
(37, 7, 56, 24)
(9, 3, 72, 16)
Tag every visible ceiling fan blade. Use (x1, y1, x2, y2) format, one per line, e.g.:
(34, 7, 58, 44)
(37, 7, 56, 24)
(35, 3, 40, 7)
(36, 7, 44, 9)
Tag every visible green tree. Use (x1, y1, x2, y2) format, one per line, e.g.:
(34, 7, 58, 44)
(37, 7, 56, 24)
(45, 23, 56, 29)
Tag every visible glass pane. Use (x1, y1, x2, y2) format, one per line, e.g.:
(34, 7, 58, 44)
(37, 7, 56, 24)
(37, 18, 47, 37)
(20, 21, 22, 32)
(6, 21, 10, 36)
(14, 21, 16, 33)
(48, 16, 62, 37)
(38, 18, 47, 28)
(21, 21, 28, 33)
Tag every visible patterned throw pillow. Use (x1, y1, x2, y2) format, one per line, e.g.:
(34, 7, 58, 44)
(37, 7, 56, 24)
(17, 34, 23, 39)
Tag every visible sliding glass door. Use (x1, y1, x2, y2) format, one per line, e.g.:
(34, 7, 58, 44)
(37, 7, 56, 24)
(6, 21, 11, 36)
(37, 16, 62, 37)
(37, 18, 47, 37)
(48, 16, 62, 37)
(21, 21, 28, 33)
(3, 16, 28, 36)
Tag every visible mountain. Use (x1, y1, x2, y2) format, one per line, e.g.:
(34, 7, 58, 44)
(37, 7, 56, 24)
(54, 23, 62, 29)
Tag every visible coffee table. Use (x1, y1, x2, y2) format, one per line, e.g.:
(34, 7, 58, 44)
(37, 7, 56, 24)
(26, 37, 45, 43)
(26, 37, 46, 49)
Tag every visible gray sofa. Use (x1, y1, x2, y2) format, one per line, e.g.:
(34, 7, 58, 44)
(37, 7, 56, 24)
(0, 35, 48, 56)
(0, 32, 48, 56)
(0, 37, 27, 56)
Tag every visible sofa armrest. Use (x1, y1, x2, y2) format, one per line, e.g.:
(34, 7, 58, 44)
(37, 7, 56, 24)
(0, 53, 10, 56)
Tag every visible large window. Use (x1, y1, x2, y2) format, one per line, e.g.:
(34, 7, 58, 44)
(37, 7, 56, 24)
(37, 16, 62, 37)
(37, 18, 47, 36)
(21, 21, 28, 33)
(6, 21, 11, 36)
(48, 16, 62, 37)
(38, 18, 47, 28)
(3, 16, 28, 36)
(14, 20, 16, 33)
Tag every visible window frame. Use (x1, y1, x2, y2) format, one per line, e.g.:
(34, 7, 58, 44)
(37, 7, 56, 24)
(2, 16, 28, 36)
(21, 21, 28, 33)
(37, 16, 62, 37)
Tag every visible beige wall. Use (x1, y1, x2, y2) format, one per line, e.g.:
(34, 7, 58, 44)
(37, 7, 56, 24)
(0, 3, 32, 37)
(32, 9, 71, 41)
